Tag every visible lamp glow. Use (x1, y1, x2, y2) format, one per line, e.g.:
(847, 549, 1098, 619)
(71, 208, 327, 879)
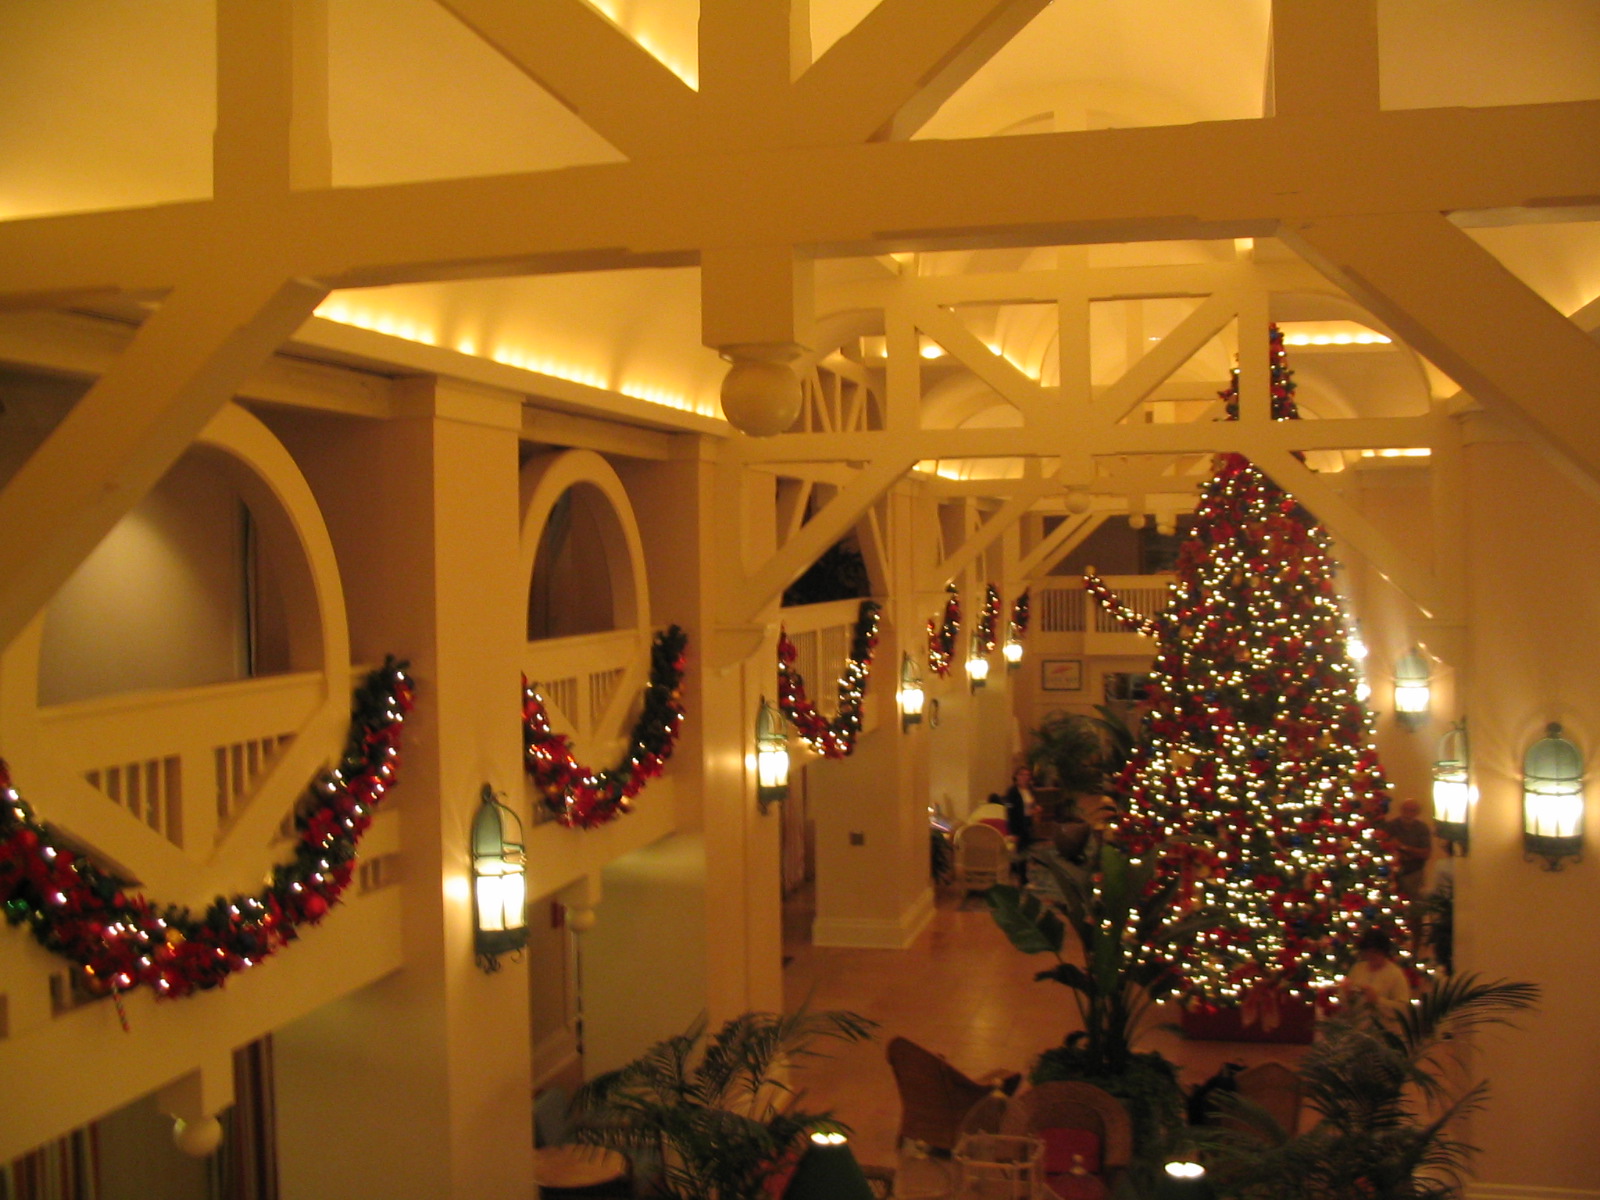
(1432, 720, 1471, 852)
(965, 651, 989, 688)
(1393, 646, 1431, 727)
(755, 698, 790, 812)
(1524, 722, 1584, 870)
(1003, 638, 1024, 667)
(472, 785, 528, 972)
(898, 653, 925, 731)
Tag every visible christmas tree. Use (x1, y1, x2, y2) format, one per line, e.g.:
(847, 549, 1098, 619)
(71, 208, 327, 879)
(1088, 327, 1404, 1006)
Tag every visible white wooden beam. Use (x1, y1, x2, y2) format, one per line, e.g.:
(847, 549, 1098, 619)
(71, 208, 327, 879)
(4, 101, 1599, 300)
(795, 0, 1050, 143)
(1254, 448, 1449, 621)
(729, 455, 914, 623)
(214, 0, 331, 197)
(0, 276, 327, 651)
(1020, 513, 1103, 580)
(436, 0, 701, 159)
(1269, 0, 1378, 118)
(1098, 287, 1243, 424)
(1282, 210, 1600, 494)
(925, 470, 1056, 591)
(913, 302, 1049, 422)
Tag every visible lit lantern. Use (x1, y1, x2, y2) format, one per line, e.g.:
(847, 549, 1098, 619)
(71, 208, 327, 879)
(1393, 646, 1431, 728)
(965, 637, 990, 690)
(755, 698, 790, 812)
(472, 785, 527, 972)
(1432, 720, 1472, 853)
(897, 653, 925, 731)
(1524, 722, 1584, 870)
(1003, 638, 1024, 669)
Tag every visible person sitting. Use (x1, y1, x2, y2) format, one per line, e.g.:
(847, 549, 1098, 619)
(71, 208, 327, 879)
(1383, 797, 1432, 900)
(1003, 766, 1039, 884)
(1338, 928, 1412, 1023)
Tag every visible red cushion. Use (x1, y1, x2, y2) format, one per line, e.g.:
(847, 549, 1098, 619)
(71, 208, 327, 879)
(1040, 1126, 1102, 1176)
(980, 818, 1011, 835)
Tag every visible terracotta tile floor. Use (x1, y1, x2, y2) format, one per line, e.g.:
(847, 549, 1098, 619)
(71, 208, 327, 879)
(781, 882, 1306, 1178)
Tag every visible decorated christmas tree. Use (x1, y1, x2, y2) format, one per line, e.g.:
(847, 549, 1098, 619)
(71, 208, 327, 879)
(1088, 327, 1404, 1007)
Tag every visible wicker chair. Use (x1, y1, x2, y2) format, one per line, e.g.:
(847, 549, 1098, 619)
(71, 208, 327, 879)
(999, 1081, 1134, 1192)
(953, 821, 1008, 893)
(886, 1037, 1017, 1154)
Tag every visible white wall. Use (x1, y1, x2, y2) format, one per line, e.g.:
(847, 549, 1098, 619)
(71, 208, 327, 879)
(38, 452, 248, 706)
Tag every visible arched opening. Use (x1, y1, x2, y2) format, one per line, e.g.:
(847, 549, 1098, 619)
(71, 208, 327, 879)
(527, 483, 623, 640)
(36, 443, 317, 707)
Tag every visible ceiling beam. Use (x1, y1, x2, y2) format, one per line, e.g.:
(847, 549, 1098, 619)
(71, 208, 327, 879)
(0, 275, 327, 651)
(1281, 210, 1600, 495)
(731, 414, 1446, 463)
(5, 100, 1598, 301)
(436, 0, 701, 159)
(795, 0, 1050, 143)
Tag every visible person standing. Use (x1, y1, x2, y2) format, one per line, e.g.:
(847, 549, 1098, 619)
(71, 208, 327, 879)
(1383, 797, 1433, 900)
(1338, 928, 1412, 1024)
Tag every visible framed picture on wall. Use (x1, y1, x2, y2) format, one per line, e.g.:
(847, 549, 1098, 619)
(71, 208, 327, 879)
(1041, 658, 1083, 692)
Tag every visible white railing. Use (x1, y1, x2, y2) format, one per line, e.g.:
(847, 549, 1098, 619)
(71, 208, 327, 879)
(1036, 576, 1176, 634)
(35, 670, 325, 854)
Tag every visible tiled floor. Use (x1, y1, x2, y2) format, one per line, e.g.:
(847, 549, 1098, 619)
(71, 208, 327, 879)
(781, 881, 1306, 1178)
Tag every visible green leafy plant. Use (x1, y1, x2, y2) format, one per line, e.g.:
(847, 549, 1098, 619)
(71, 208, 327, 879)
(1206, 974, 1539, 1200)
(1027, 710, 1115, 801)
(987, 846, 1222, 1161)
(570, 1008, 876, 1200)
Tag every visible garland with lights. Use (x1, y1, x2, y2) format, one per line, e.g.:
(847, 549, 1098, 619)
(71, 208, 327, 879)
(0, 659, 414, 1001)
(1008, 589, 1030, 644)
(1082, 571, 1161, 637)
(926, 584, 960, 677)
(776, 601, 881, 758)
(1092, 327, 1405, 1007)
(523, 626, 688, 829)
(975, 585, 1001, 653)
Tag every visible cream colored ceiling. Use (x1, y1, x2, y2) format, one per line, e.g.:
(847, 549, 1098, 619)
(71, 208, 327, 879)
(2, 0, 1598, 427)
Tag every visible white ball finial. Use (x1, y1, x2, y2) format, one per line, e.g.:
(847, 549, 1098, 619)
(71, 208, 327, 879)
(173, 1115, 224, 1158)
(720, 354, 802, 437)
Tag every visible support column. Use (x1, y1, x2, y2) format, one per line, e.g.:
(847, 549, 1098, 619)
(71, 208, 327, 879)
(272, 378, 531, 1200)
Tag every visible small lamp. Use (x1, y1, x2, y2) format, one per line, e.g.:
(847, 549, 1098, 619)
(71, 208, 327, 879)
(782, 1131, 876, 1200)
(1155, 1158, 1216, 1200)
(755, 697, 790, 813)
(1432, 720, 1472, 853)
(897, 653, 925, 732)
(965, 637, 990, 691)
(472, 785, 528, 972)
(1393, 646, 1431, 728)
(1002, 637, 1024, 669)
(1524, 722, 1584, 870)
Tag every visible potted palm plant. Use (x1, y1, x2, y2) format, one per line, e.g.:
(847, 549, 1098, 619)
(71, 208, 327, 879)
(1203, 974, 1539, 1199)
(569, 1008, 875, 1200)
(987, 846, 1223, 1173)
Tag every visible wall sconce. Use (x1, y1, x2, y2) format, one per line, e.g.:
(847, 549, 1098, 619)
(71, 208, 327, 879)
(897, 653, 925, 731)
(1432, 720, 1472, 854)
(965, 640, 990, 691)
(755, 697, 790, 813)
(1393, 646, 1431, 728)
(1524, 722, 1584, 870)
(472, 785, 528, 972)
(1002, 637, 1024, 669)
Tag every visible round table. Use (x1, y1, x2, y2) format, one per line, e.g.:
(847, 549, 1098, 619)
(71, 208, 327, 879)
(532, 1144, 628, 1193)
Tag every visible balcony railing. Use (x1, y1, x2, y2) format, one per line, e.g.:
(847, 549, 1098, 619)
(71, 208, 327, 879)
(1035, 576, 1175, 636)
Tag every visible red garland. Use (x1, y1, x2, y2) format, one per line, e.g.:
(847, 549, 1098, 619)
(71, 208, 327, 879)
(776, 601, 881, 758)
(0, 659, 414, 1000)
(1009, 589, 1030, 643)
(975, 585, 1001, 653)
(926, 584, 961, 677)
(523, 626, 688, 829)
(1083, 570, 1162, 637)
